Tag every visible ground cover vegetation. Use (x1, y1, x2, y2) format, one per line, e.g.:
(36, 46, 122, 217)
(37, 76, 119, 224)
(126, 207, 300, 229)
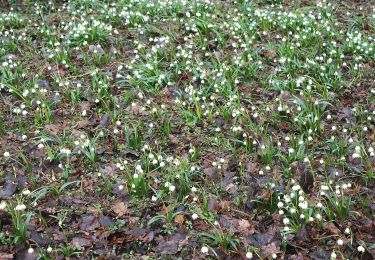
(0, 0, 374, 259)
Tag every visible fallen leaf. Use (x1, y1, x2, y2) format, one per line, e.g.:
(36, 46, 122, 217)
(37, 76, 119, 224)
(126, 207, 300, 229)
(77, 101, 92, 111)
(261, 242, 281, 258)
(99, 216, 114, 227)
(218, 201, 230, 212)
(112, 201, 128, 217)
(0, 175, 17, 199)
(44, 124, 61, 136)
(75, 119, 94, 129)
(323, 223, 340, 236)
(71, 237, 92, 249)
(264, 49, 277, 59)
(174, 214, 184, 225)
(207, 199, 219, 212)
(237, 219, 255, 236)
(154, 240, 179, 255)
(98, 113, 110, 127)
(80, 215, 100, 231)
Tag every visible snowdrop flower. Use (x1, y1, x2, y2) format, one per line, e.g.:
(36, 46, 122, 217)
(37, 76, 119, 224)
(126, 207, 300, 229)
(3, 152, 10, 157)
(15, 204, 26, 211)
(0, 201, 6, 210)
(331, 251, 337, 259)
(357, 245, 365, 252)
(169, 185, 176, 192)
(246, 252, 253, 259)
(28, 248, 34, 254)
(22, 189, 31, 195)
(344, 228, 350, 234)
(192, 213, 198, 220)
(151, 196, 157, 201)
(201, 246, 209, 254)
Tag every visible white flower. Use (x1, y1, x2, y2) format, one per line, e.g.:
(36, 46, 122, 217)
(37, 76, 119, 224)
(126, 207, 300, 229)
(47, 246, 52, 253)
(191, 187, 197, 192)
(169, 185, 176, 192)
(357, 245, 365, 252)
(337, 239, 343, 246)
(3, 152, 10, 157)
(192, 213, 198, 220)
(201, 246, 209, 254)
(292, 185, 300, 191)
(344, 227, 350, 234)
(246, 252, 253, 259)
(28, 248, 34, 254)
(0, 201, 6, 210)
(277, 202, 283, 208)
(331, 251, 337, 259)
(22, 189, 31, 195)
(283, 218, 289, 225)
(151, 196, 157, 201)
(15, 204, 26, 211)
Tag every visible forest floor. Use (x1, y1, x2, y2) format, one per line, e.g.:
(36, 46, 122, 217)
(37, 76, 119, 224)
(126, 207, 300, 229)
(0, 0, 374, 259)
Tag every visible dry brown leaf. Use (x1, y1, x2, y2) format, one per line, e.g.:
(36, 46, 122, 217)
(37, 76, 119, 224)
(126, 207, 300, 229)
(44, 124, 61, 136)
(174, 214, 184, 225)
(218, 201, 230, 212)
(237, 219, 255, 236)
(112, 201, 128, 217)
(261, 242, 281, 258)
(323, 223, 340, 236)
